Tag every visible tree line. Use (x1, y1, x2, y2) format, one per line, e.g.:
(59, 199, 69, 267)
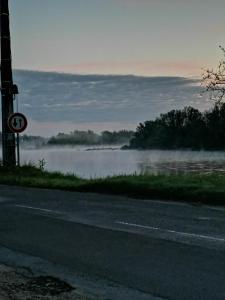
(0, 130, 134, 147)
(48, 130, 134, 145)
(0, 134, 46, 148)
(3, 103, 225, 150)
(126, 103, 225, 150)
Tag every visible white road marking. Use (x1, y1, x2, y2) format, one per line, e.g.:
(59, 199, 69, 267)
(116, 221, 225, 243)
(15, 205, 61, 214)
(197, 217, 211, 221)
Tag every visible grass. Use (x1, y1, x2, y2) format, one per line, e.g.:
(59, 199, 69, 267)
(1, 165, 225, 205)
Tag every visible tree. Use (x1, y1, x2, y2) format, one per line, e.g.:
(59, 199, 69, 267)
(128, 105, 225, 150)
(202, 46, 225, 102)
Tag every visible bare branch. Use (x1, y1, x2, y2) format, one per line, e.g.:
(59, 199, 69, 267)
(202, 46, 225, 103)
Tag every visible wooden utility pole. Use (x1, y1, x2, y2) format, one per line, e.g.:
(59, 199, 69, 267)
(0, 0, 17, 167)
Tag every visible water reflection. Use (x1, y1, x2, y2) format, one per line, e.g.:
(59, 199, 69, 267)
(138, 161, 225, 175)
(16, 147, 225, 178)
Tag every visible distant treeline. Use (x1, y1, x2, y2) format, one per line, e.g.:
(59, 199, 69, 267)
(0, 130, 134, 147)
(48, 130, 134, 145)
(0, 134, 47, 148)
(6, 102, 225, 150)
(126, 103, 225, 150)
(21, 135, 47, 148)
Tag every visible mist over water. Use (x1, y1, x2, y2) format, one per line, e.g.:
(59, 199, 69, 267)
(17, 147, 225, 178)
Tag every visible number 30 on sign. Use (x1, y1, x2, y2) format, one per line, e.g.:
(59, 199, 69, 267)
(8, 113, 28, 133)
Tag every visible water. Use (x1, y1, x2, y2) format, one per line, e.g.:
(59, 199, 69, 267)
(17, 146, 225, 178)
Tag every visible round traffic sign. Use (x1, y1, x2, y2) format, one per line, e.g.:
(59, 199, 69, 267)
(8, 113, 28, 133)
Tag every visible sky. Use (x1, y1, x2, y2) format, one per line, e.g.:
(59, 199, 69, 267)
(10, 0, 225, 77)
(2, 0, 224, 136)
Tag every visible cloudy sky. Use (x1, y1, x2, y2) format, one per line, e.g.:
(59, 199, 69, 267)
(11, 0, 225, 76)
(14, 71, 211, 136)
(4, 0, 225, 135)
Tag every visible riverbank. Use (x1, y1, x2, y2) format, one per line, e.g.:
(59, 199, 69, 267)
(1, 165, 225, 205)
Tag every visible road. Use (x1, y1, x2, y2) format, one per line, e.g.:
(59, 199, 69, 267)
(0, 185, 225, 300)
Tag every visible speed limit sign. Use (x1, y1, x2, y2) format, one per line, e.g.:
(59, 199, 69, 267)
(8, 113, 28, 133)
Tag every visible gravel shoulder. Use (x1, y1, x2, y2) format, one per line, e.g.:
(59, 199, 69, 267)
(0, 264, 95, 300)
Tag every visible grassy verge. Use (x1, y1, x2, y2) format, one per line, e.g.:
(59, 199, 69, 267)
(1, 165, 225, 205)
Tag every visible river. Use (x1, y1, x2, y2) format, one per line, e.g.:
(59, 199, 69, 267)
(15, 146, 225, 178)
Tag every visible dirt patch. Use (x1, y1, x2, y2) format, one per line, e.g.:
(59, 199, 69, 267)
(0, 264, 96, 300)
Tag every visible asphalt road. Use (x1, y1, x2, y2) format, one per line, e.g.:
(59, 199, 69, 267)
(0, 185, 225, 300)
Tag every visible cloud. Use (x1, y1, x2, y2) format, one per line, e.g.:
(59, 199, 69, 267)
(11, 70, 211, 135)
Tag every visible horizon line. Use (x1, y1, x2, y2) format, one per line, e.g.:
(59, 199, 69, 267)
(13, 68, 201, 80)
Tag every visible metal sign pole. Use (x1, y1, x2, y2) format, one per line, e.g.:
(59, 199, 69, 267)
(16, 133, 20, 167)
(15, 95, 20, 166)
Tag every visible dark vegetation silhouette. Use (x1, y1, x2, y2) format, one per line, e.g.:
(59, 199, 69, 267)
(2, 106, 225, 150)
(0, 131, 134, 146)
(126, 103, 225, 150)
(0, 134, 46, 148)
(48, 130, 134, 145)
(127, 47, 225, 150)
